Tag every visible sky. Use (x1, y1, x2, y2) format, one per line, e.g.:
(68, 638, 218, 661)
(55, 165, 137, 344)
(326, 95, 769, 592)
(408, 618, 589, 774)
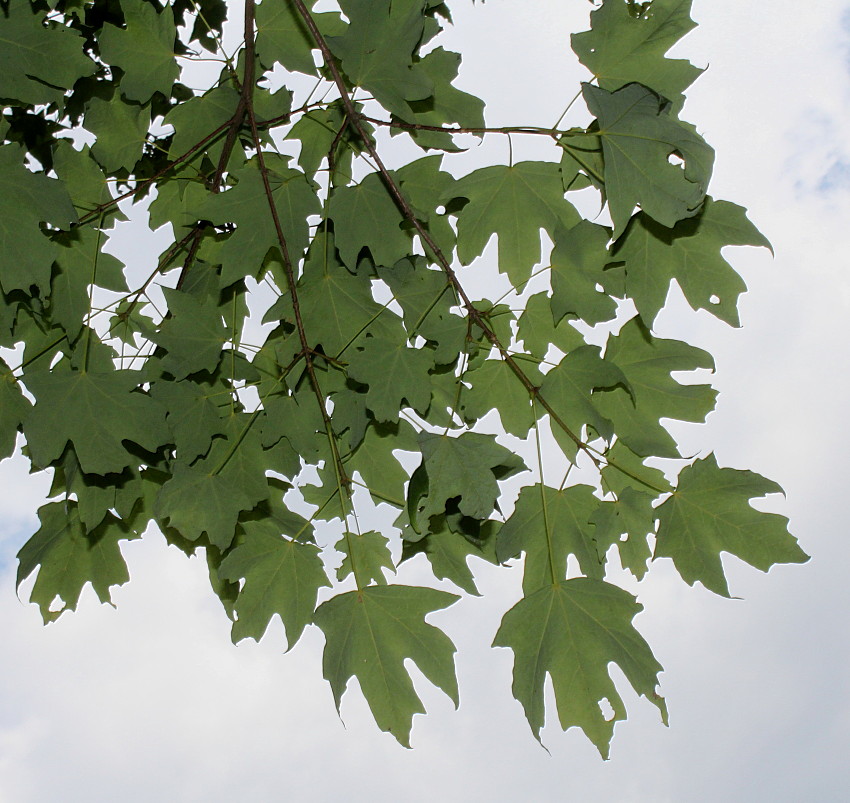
(1, 1, 849, 800)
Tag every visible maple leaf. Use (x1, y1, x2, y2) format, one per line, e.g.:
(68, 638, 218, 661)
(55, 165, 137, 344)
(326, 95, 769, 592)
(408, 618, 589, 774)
(24, 367, 169, 475)
(572, 0, 701, 111)
(493, 578, 666, 757)
(0, 0, 96, 106)
(151, 378, 228, 462)
(218, 519, 330, 646)
(16, 501, 137, 623)
(52, 229, 127, 341)
(85, 94, 151, 173)
(590, 487, 656, 580)
(345, 419, 418, 506)
(397, 47, 486, 151)
(297, 238, 392, 356)
(418, 431, 527, 521)
(516, 292, 584, 358)
(655, 454, 809, 596)
(378, 257, 466, 364)
(330, 172, 411, 268)
(155, 414, 269, 548)
(498, 484, 605, 593)
(445, 161, 580, 286)
(196, 158, 320, 287)
(0, 359, 30, 460)
(163, 85, 240, 166)
(256, 0, 343, 76)
(152, 288, 229, 380)
(335, 531, 395, 586)
(550, 220, 618, 326)
(99, 0, 179, 103)
(314, 585, 459, 747)
(402, 513, 498, 596)
(594, 316, 716, 458)
(539, 344, 628, 457)
(584, 82, 714, 235)
(346, 334, 433, 422)
(326, 0, 433, 117)
(460, 359, 543, 439)
(0, 145, 77, 295)
(613, 197, 772, 326)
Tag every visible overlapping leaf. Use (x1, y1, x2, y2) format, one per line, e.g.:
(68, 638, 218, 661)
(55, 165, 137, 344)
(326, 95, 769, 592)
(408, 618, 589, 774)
(584, 82, 713, 235)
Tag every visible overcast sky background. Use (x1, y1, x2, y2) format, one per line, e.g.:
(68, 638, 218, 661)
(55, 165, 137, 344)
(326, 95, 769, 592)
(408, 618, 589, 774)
(1, 1, 849, 800)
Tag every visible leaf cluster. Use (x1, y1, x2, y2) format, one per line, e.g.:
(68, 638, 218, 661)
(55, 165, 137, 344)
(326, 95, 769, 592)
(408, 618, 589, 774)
(0, 0, 806, 753)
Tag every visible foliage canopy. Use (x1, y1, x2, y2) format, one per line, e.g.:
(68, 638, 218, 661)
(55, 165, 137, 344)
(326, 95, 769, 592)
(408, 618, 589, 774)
(1, 0, 807, 754)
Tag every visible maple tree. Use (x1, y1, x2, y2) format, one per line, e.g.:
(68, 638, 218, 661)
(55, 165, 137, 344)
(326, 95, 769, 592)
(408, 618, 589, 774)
(0, 0, 808, 755)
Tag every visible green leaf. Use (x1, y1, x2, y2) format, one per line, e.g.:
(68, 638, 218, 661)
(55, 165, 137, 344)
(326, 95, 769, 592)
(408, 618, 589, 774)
(314, 584, 459, 747)
(24, 367, 169, 475)
(550, 220, 617, 326)
(584, 82, 713, 235)
(396, 47, 485, 151)
(155, 463, 252, 550)
(218, 520, 330, 646)
(52, 229, 127, 341)
(572, 0, 701, 110)
(493, 578, 666, 756)
(164, 85, 240, 165)
(151, 378, 228, 462)
(516, 292, 584, 358)
(330, 172, 411, 268)
(53, 142, 125, 223)
(0, 0, 96, 106)
(155, 412, 269, 548)
(347, 335, 433, 422)
(378, 257, 466, 364)
(0, 359, 29, 460)
(335, 531, 395, 586)
(286, 104, 362, 180)
(256, 1, 343, 76)
(614, 197, 772, 326)
(327, 0, 433, 117)
(152, 288, 228, 379)
(99, 0, 179, 103)
(0, 145, 77, 295)
(445, 161, 580, 286)
(601, 440, 672, 497)
(418, 431, 526, 520)
(460, 359, 541, 439)
(539, 345, 628, 457)
(594, 317, 716, 458)
(85, 94, 151, 173)
(590, 487, 656, 580)
(16, 501, 136, 623)
(498, 484, 604, 593)
(655, 454, 809, 597)
(345, 419, 418, 506)
(402, 515, 498, 596)
(197, 158, 320, 287)
(298, 236, 390, 357)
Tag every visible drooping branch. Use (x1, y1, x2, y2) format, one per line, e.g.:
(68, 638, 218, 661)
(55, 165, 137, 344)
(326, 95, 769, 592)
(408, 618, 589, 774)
(290, 0, 666, 493)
